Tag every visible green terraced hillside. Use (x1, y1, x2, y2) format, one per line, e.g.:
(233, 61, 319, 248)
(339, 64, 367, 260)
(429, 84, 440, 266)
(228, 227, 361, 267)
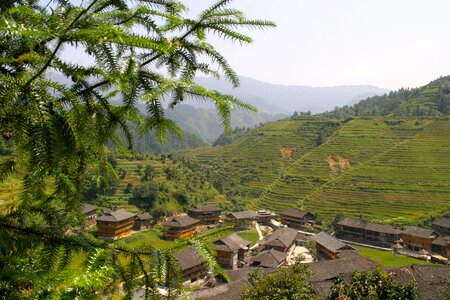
(182, 117, 450, 224)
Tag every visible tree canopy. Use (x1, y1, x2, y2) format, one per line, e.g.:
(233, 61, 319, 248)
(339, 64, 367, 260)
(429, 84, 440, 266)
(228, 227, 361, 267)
(0, 0, 274, 298)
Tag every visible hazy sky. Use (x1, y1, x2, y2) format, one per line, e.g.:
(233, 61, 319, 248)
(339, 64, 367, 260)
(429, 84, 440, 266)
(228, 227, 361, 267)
(182, 0, 450, 90)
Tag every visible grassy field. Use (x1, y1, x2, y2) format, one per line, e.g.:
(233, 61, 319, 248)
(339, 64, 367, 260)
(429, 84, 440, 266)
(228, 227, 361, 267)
(116, 226, 175, 249)
(351, 244, 437, 268)
(237, 229, 260, 245)
(183, 117, 450, 224)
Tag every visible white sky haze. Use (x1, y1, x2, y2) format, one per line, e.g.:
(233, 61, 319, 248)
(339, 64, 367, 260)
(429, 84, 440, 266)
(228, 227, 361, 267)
(183, 0, 450, 90)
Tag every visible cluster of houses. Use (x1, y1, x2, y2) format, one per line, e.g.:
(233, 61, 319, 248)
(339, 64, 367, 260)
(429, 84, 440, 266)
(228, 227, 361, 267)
(81, 203, 450, 299)
(335, 216, 450, 260)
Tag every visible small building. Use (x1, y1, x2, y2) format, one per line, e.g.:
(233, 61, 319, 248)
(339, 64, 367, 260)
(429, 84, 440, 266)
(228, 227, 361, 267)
(81, 203, 97, 227)
(261, 227, 300, 253)
(251, 249, 288, 268)
(401, 226, 440, 252)
(363, 222, 402, 247)
(163, 215, 199, 240)
(311, 231, 355, 260)
(96, 209, 136, 239)
(279, 208, 315, 229)
(229, 211, 258, 230)
(432, 217, 450, 236)
(256, 210, 276, 224)
(336, 217, 368, 241)
(213, 233, 251, 270)
(133, 213, 152, 231)
(187, 205, 222, 225)
(336, 217, 402, 247)
(431, 235, 450, 257)
(173, 246, 207, 286)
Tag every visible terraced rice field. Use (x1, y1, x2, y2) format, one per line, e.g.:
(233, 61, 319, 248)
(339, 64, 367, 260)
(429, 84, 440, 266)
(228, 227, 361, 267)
(184, 117, 450, 224)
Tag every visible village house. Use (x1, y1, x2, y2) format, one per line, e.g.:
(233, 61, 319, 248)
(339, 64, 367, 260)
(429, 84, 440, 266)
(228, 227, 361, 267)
(336, 217, 401, 247)
(401, 226, 440, 252)
(187, 205, 222, 225)
(96, 209, 136, 239)
(251, 249, 288, 268)
(261, 227, 300, 253)
(256, 209, 276, 225)
(311, 231, 356, 260)
(431, 236, 450, 258)
(213, 233, 251, 270)
(336, 217, 367, 240)
(163, 215, 200, 240)
(229, 210, 258, 230)
(279, 208, 315, 229)
(133, 213, 152, 231)
(432, 217, 450, 236)
(173, 246, 208, 286)
(81, 203, 97, 227)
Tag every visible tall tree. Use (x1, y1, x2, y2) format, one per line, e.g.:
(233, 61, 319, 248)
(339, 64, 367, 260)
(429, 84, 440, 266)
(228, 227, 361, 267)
(0, 0, 275, 298)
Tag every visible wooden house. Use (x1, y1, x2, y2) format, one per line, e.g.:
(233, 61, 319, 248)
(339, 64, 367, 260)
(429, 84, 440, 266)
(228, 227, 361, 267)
(163, 215, 199, 240)
(311, 231, 355, 260)
(336, 217, 401, 247)
(81, 203, 97, 227)
(187, 205, 222, 225)
(173, 246, 207, 286)
(251, 249, 287, 268)
(431, 236, 450, 257)
(401, 226, 440, 252)
(133, 213, 152, 231)
(279, 208, 315, 229)
(97, 209, 136, 239)
(432, 217, 450, 236)
(213, 233, 251, 270)
(256, 210, 276, 224)
(261, 227, 300, 253)
(229, 211, 258, 230)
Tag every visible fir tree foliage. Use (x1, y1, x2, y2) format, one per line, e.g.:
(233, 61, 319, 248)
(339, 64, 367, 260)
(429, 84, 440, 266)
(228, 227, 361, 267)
(0, 0, 274, 298)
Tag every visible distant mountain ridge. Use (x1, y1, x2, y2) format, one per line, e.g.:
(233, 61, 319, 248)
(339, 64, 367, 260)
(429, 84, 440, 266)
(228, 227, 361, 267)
(194, 76, 389, 114)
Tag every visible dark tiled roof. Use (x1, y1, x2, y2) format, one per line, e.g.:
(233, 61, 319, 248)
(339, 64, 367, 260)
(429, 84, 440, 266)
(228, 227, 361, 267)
(431, 235, 450, 246)
(364, 222, 402, 235)
(403, 226, 439, 239)
(312, 231, 355, 253)
(433, 217, 450, 229)
(163, 215, 199, 228)
(309, 257, 372, 282)
(387, 265, 450, 300)
(190, 279, 250, 300)
(262, 227, 298, 249)
(336, 251, 377, 269)
(252, 249, 287, 268)
(309, 258, 375, 299)
(279, 208, 312, 219)
(337, 217, 368, 229)
(173, 246, 205, 271)
(81, 203, 97, 214)
(188, 205, 222, 213)
(338, 217, 402, 235)
(213, 233, 250, 252)
(97, 209, 136, 222)
(136, 213, 151, 220)
(230, 210, 258, 220)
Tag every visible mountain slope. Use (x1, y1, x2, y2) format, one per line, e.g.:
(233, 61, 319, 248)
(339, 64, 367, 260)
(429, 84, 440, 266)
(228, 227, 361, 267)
(323, 75, 450, 118)
(180, 116, 450, 224)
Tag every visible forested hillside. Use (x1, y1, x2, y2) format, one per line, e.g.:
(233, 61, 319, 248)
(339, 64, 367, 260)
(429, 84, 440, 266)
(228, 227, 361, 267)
(323, 76, 450, 118)
(181, 116, 450, 224)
